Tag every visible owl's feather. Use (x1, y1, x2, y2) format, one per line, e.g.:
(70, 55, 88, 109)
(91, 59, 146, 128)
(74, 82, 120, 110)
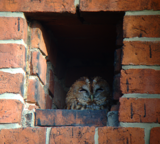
(66, 77, 112, 110)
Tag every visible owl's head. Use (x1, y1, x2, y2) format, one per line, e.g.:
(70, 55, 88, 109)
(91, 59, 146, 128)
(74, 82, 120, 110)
(66, 76, 111, 109)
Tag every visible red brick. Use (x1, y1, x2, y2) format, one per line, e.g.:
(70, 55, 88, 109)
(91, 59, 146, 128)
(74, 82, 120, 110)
(0, 127, 46, 144)
(114, 48, 122, 73)
(49, 70, 54, 95)
(50, 126, 95, 144)
(0, 44, 26, 69)
(0, 17, 27, 41)
(36, 109, 107, 127)
(80, 0, 160, 11)
(0, 0, 75, 13)
(122, 41, 160, 65)
(120, 69, 160, 94)
(47, 44, 57, 68)
(150, 127, 160, 144)
(98, 127, 144, 144)
(119, 98, 160, 123)
(27, 77, 45, 109)
(53, 80, 66, 109)
(123, 15, 160, 38)
(110, 104, 119, 111)
(45, 94, 52, 109)
(31, 51, 47, 84)
(31, 22, 48, 56)
(0, 99, 23, 123)
(0, 72, 24, 95)
(113, 74, 121, 100)
(28, 104, 39, 111)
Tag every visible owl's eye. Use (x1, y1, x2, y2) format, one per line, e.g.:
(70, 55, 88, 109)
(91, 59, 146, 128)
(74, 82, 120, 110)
(96, 88, 104, 93)
(79, 88, 88, 92)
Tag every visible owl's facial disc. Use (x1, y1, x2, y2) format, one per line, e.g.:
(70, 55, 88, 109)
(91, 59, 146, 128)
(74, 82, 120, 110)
(95, 88, 104, 93)
(79, 88, 88, 93)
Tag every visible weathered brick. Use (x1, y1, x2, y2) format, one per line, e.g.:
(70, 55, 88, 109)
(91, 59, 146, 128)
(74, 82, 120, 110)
(123, 15, 160, 38)
(27, 77, 45, 109)
(31, 51, 47, 84)
(116, 22, 123, 46)
(98, 127, 144, 144)
(122, 41, 160, 65)
(47, 45, 57, 68)
(0, 0, 75, 13)
(0, 17, 27, 41)
(150, 127, 160, 144)
(49, 70, 54, 95)
(53, 79, 66, 109)
(80, 0, 160, 11)
(28, 104, 39, 111)
(0, 44, 26, 69)
(0, 127, 46, 144)
(31, 22, 48, 56)
(114, 48, 122, 73)
(36, 109, 107, 127)
(119, 98, 160, 123)
(45, 94, 52, 109)
(120, 69, 160, 94)
(50, 126, 95, 144)
(0, 99, 23, 123)
(110, 104, 119, 111)
(0, 72, 24, 95)
(113, 74, 121, 100)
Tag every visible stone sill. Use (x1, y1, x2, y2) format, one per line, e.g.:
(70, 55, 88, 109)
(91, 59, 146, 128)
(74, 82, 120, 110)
(35, 109, 108, 127)
(35, 109, 119, 127)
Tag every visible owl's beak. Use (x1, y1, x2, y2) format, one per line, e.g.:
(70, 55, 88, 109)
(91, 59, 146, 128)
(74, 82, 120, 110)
(91, 95, 94, 101)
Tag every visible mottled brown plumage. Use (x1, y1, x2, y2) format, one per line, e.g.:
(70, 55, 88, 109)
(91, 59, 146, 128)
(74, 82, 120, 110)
(66, 77, 111, 110)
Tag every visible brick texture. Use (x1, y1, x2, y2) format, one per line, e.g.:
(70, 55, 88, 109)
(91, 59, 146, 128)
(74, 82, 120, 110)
(120, 69, 160, 94)
(31, 51, 47, 84)
(49, 126, 95, 144)
(122, 41, 160, 65)
(98, 127, 145, 144)
(31, 22, 48, 56)
(27, 77, 45, 109)
(53, 79, 66, 109)
(110, 104, 119, 111)
(114, 48, 122, 74)
(119, 98, 160, 123)
(113, 74, 121, 100)
(0, 72, 24, 95)
(28, 104, 39, 111)
(0, 44, 26, 69)
(0, 0, 75, 13)
(45, 94, 52, 109)
(80, 0, 160, 11)
(36, 109, 107, 127)
(150, 127, 160, 144)
(0, 127, 46, 144)
(0, 99, 23, 123)
(123, 15, 160, 38)
(0, 17, 27, 41)
(49, 70, 54, 96)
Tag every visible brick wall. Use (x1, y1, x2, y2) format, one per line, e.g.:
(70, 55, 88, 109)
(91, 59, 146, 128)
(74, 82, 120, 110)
(0, 0, 160, 144)
(119, 11, 160, 144)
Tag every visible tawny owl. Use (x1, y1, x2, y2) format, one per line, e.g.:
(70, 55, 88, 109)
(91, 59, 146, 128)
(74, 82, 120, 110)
(66, 77, 112, 110)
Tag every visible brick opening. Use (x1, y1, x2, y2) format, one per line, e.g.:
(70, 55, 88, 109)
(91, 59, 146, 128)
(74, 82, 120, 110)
(26, 11, 124, 111)
(0, 0, 160, 143)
